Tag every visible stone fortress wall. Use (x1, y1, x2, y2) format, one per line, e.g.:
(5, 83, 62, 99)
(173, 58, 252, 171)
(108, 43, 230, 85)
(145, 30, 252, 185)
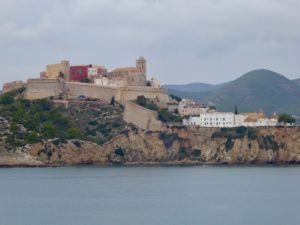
(123, 101, 164, 131)
(119, 86, 169, 104)
(24, 79, 170, 105)
(66, 82, 121, 103)
(25, 79, 64, 99)
(2, 81, 25, 94)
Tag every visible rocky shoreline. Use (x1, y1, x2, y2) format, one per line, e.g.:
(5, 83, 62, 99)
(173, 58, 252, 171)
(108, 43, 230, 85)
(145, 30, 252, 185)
(1, 126, 300, 167)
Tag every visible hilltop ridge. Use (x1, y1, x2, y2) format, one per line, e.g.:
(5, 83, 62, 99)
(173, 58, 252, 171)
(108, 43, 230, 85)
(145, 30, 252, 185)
(167, 69, 300, 116)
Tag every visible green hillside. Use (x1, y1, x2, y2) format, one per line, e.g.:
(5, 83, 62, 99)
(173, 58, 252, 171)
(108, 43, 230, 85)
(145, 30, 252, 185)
(167, 69, 300, 116)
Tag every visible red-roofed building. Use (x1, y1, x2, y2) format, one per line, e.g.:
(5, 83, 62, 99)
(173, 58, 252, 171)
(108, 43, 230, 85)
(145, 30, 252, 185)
(70, 65, 90, 82)
(70, 65, 107, 82)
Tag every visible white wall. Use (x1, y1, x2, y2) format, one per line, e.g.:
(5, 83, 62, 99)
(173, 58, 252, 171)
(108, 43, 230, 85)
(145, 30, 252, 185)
(183, 112, 245, 127)
(184, 113, 278, 127)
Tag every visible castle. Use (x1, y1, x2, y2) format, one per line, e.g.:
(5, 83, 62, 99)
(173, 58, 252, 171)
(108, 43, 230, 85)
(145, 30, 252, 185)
(18, 57, 169, 105)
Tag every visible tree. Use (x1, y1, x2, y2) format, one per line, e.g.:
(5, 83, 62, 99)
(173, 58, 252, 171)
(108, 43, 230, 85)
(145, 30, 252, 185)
(170, 94, 182, 102)
(278, 113, 296, 125)
(136, 95, 147, 107)
(58, 72, 65, 79)
(67, 127, 84, 139)
(0, 94, 14, 105)
(234, 104, 238, 115)
(110, 96, 115, 105)
(81, 77, 91, 83)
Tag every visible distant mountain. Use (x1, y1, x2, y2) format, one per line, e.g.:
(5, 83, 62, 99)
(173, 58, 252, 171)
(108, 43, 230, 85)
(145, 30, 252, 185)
(166, 69, 300, 116)
(164, 82, 228, 92)
(293, 78, 300, 87)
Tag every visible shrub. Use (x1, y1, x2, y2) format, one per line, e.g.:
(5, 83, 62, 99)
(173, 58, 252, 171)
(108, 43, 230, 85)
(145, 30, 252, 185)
(110, 96, 115, 105)
(115, 147, 125, 157)
(136, 95, 147, 107)
(47, 150, 53, 159)
(0, 94, 14, 105)
(67, 127, 84, 139)
(178, 147, 188, 160)
(278, 113, 296, 124)
(73, 140, 81, 148)
(145, 102, 159, 111)
(225, 138, 234, 151)
(89, 120, 98, 126)
(235, 126, 247, 137)
(247, 128, 257, 140)
(41, 123, 59, 139)
(191, 149, 202, 158)
(25, 131, 40, 144)
(86, 129, 97, 136)
(169, 94, 182, 102)
(259, 135, 279, 151)
(158, 109, 182, 123)
(112, 121, 122, 128)
(159, 132, 178, 149)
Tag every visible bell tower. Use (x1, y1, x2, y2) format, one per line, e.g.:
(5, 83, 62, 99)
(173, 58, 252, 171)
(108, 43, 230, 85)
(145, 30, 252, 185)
(136, 56, 146, 75)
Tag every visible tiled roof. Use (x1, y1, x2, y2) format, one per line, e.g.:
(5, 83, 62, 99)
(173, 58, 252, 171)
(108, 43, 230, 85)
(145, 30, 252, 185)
(111, 67, 142, 73)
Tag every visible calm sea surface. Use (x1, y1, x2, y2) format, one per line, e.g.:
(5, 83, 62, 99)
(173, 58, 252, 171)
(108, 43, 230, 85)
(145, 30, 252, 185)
(1, 166, 300, 225)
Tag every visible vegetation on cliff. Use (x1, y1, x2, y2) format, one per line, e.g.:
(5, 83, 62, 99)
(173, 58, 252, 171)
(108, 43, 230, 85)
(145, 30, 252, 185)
(0, 88, 127, 150)
(136, 95, 182, 123)
(278, 113, 296, 125)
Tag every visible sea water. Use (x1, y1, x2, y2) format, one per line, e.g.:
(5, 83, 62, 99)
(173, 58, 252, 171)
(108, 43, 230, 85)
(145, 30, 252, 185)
(0, 166, 300, 225)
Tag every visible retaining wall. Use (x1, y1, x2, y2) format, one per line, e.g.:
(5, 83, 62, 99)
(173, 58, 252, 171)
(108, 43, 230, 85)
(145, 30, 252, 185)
(123, 101, 165, 131)
(25, 79, 64, 100)
(25, 79, 170, 105)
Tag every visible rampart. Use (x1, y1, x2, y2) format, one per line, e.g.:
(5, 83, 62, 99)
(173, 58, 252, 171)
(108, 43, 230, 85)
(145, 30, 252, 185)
(25, 79, 170, 105)
(120, 86, 169, 105)
(66, 82, 121, 103)
(2, 81, 25, 94)
(25, 79, 64, 99)
(123, 101, 165, 131)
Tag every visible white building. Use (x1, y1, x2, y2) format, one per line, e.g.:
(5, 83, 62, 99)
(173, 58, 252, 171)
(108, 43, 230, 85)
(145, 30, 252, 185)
(150, 77, 160, 87)
(94, 77, 127, 87)
(88, 67, 98, 77)
(183, 111, 279, 128)
(183, 112, 245, 127)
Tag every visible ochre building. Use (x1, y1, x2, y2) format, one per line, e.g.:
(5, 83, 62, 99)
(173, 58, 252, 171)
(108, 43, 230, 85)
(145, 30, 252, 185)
(107, 57, 147, 86)
(46, 60, 70, 81)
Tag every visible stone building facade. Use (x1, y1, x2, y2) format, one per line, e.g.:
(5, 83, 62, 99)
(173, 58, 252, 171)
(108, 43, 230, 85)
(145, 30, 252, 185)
(107, 57, 147, 86)
(46, 60, 70, 81)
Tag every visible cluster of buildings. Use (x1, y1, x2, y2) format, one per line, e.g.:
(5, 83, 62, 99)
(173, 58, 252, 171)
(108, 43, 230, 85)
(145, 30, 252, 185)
(39, 57, 160, 88)
(171, 98, 279, 127)
(1, 56, 282, 129)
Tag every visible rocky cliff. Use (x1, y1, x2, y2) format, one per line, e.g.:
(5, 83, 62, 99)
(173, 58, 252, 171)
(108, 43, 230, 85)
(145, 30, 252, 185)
(1, 88, 299, 167)
(1, 126, 300, 166)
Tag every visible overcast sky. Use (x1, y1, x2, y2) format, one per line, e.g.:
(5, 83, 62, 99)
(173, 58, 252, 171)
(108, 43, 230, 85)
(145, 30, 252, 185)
(0, 0, 299, 87)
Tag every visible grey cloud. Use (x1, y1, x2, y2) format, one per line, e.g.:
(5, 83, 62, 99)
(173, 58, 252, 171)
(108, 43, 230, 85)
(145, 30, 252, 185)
(0, 0, 299, 87)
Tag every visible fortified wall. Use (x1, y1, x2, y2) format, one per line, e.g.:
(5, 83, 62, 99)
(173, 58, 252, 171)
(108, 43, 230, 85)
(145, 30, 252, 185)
(119, 86, 169, 105)
(25, 79, 64, 99)
(25, 79, 170, 105)
(66, 82, 121, 103)
(123, 101, 165, 131)
(2, 81, 25, 94)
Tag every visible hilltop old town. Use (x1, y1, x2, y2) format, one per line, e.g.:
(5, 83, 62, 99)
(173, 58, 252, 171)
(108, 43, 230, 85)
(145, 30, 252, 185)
(2, 57, 283, 131)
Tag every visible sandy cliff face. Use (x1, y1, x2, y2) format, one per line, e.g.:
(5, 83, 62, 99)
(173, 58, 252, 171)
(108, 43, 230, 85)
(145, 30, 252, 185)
(1, 126, 298, 166)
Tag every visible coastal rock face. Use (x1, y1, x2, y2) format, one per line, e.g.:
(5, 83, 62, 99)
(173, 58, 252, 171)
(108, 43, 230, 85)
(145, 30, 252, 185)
(1, 126, 299, 166)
